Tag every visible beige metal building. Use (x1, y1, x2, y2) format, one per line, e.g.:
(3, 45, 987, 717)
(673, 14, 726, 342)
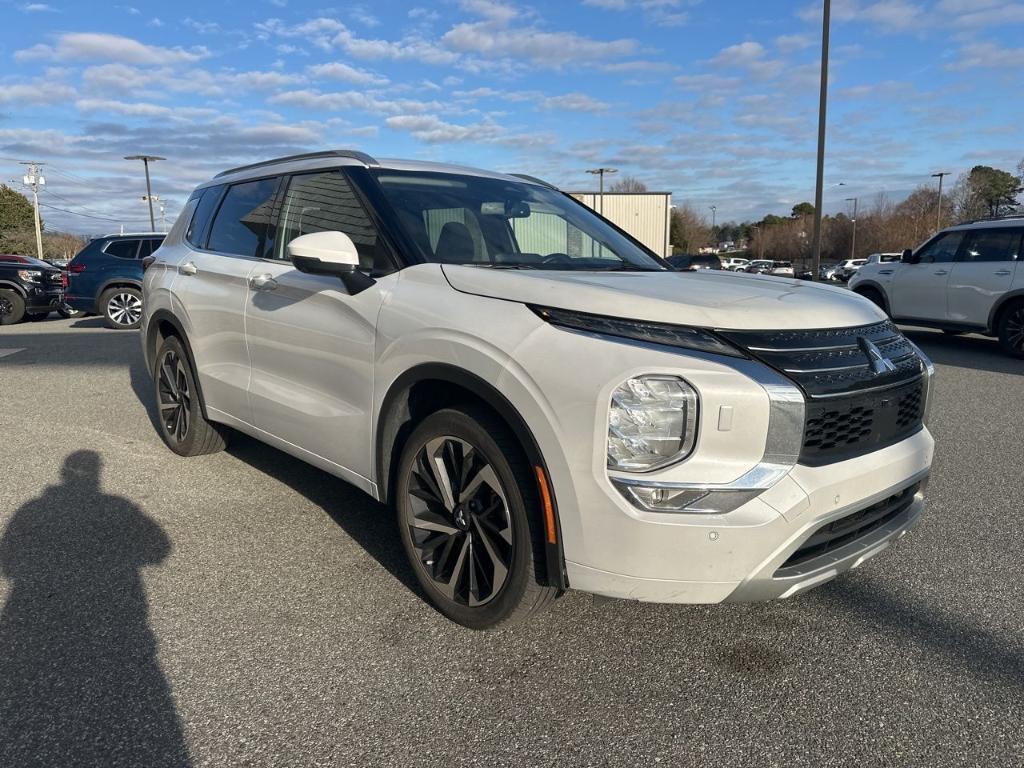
(569, 192, 672, 258)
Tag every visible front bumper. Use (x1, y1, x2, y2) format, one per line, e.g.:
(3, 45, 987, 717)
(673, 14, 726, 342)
(24, 286, 64, 313)
(565, 428, 934, 603)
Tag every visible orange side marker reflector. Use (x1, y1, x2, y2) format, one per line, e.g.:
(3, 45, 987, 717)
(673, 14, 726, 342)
(534, 466, 557, 544)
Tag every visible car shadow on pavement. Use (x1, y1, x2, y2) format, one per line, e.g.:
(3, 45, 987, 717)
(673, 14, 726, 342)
(813, 577, 1024, 691)
(903, 328, 1023, 376)
(0, 450, 191, 767)
(226, 434, 421, 597)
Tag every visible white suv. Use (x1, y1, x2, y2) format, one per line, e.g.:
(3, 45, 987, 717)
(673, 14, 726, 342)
(141, 151, 935, 628)
(720, 256, 749, 271)
(850, 218, 1024, 357)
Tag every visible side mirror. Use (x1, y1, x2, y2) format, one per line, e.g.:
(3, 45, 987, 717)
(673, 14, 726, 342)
(901, 248, 915, 264)
(287, 231, 375, 294)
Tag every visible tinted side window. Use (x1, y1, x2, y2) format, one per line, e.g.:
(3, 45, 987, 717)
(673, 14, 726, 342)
(139, 238, 164, 258)
(105, 239, 140, 259)
(186, 186, 222, 247)
(274, 171, 379, 270)
(207, 178, 279, 258)
(959, 229, 1022, 263)
(915, 231, 964, 264)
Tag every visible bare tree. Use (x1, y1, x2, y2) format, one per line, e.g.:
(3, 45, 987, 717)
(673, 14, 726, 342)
(608, 176, 649, 193)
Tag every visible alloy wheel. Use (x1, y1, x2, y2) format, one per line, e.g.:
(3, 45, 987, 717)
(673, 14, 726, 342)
(157, 349, 191, 443)
(0, 295, 11, 318)
(1005, 306, 1024, 353)
(108, 292, 142, 326)
(405, 436, 514, 607)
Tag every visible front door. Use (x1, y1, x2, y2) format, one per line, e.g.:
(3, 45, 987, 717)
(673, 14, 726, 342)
(947, 228, 1022, 327)
(890, 230, 965, 321)
(245, 169, 392, 487)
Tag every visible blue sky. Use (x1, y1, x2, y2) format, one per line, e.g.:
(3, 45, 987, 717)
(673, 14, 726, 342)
(0, 0, 1021, 233)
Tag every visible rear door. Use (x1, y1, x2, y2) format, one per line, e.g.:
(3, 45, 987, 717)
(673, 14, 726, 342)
(175, 178, 279, 424)
(947, 227, 1022, 327)
(890, 230, 965, 321)
(244, 169, 392, 486)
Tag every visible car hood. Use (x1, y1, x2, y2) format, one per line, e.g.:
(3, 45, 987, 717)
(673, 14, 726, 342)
(441, 265, 885, 330)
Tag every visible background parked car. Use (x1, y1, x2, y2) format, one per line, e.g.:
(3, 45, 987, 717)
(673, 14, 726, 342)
(66, 232, 165, 329)
(865, 252, 902, 265)
(835, 258, 868, 282)
(667, 253, 722, 270)
(770, 261, 795, 276)
(0, 254, 65, 324)
(745, 259, 774, 273)
(720, 256, 750, 271)
(819, 263, 839, 280)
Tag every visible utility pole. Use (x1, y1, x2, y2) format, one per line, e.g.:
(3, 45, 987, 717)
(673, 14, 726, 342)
(709, 205, 717, 229)
(125, 155, 165, 231)
(810, 0, 831, 281)
(931, 172, 950, 231)
(586, 167, 617, 215)
(845, 197, 858, 261)
(18, 162, 45, 262)
(143, 194, 167, 231)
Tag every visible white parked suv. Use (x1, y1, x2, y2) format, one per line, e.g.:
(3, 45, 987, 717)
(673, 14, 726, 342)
(850, 218, 1024, 357)
(720, 256, 750, 271)
(836, 258, 868, 282)
(141, 151, 935, 628)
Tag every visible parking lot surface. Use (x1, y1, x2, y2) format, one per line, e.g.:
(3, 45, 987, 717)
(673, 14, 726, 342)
(1, 316, 1021, 767)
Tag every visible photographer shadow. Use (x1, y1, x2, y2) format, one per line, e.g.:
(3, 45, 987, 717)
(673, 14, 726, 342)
(0, 450, 190, 767)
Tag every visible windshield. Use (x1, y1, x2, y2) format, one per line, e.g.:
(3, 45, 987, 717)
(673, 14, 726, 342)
(372, 170, 665, 271)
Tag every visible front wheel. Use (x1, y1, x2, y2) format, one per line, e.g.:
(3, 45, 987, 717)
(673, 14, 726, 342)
(997, 301, 1024, 358)
(153, 336, 228, 456)
(101, 287, 143, 329)
(395, 407, 559, 629)
(0, 289, 25, 325)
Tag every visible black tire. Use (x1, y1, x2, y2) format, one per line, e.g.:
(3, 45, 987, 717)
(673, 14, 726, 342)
(394, 406, 559, 629)
(101, 286, 143, 329)
(855, 287, 888, 315)
(0, 290, 25, 325)
(153, 336, 228, 456)
(997, 300, 1024, 359)
(27, 311, 50, 322)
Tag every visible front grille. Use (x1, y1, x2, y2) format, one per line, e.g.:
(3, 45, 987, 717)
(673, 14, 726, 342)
(718, 320, 927, 465)
(777, 482, 919, 571)
(718, 320, 923, 398)
(801, 378, 924, 465)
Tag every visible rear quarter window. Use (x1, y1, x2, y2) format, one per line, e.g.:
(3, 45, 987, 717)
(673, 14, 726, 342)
(186, 186, 223, 248)
(104, 240, 141, 259)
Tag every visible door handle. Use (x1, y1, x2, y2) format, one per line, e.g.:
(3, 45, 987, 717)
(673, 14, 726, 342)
(995, 270, 1012, 276)
(249, 273, 278, 291)
(933, 269, 948, 276)
(178, 261, 198, 276)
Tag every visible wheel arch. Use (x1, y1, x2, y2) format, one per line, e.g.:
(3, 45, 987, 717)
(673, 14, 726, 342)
(0, 279, 27, 298)
(852, 280, 890, 314)
(145, 309, 212, 421)
(376, 363, 568, 589)
(97, 278, 143, 314)
(988, 289, 1024, 334)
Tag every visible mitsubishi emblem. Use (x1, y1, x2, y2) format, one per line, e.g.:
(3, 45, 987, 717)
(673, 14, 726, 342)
(858, 337, 898, 375)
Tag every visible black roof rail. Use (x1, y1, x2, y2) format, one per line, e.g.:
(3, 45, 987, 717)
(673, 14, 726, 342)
(215, 150, 380, 178)
(510, 173, 557, 189)
(960, 212, 1024, 225)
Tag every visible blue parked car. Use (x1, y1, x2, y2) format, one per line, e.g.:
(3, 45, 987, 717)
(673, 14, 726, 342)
(66, 233, 165, 329)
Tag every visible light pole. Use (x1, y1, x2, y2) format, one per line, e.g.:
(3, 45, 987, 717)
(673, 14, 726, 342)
(143, 194, 167, 231)
(931, 171, 950, 231)
(845, 196, 858, 261)
(709, 205, 717, 229)
(125, 155, 165, 231)
(809, 0, 831, 281)
(585, 167, 617, 215)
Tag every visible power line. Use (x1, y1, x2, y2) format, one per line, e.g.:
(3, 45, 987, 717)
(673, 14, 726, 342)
(42, 188, 127, 219)
(37, 200, 150, 224)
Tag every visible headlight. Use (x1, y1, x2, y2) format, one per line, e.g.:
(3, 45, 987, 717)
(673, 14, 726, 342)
(17, 270, 42, 283)
(529, 305, 744, 358)
(607, 375, 697, 472)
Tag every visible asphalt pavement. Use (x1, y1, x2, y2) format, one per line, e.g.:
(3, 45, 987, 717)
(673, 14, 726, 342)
(0, 316, 1021, 767)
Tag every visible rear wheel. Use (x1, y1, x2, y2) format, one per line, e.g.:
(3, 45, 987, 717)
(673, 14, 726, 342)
(101, 287, 143, 329)
(395, 407, 558, 629)
(855, 286, 888, 316)
(0, 290, 25, 325)
(997, 301, 1024, 358)
(153, 336, 228, 456)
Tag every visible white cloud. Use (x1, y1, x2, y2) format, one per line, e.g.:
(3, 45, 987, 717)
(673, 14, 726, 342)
(0, 81, 75, 105)
(775, 34, 813, 53)
(16, 33, 209, 65)
(385, 114, 504, 143)
(541, 92, 611, 112)
(75, 98, 218, 119)
(710, 41, 766, 67)
(268, 88, 441, 115)
(442, 22, 637, 68)
(21, 3, 56, 12)
(582, 0, 689, 26)
(946, 42, 1024, 70)
(459, 0, 519, 23)
(308, 62, 388, 85)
